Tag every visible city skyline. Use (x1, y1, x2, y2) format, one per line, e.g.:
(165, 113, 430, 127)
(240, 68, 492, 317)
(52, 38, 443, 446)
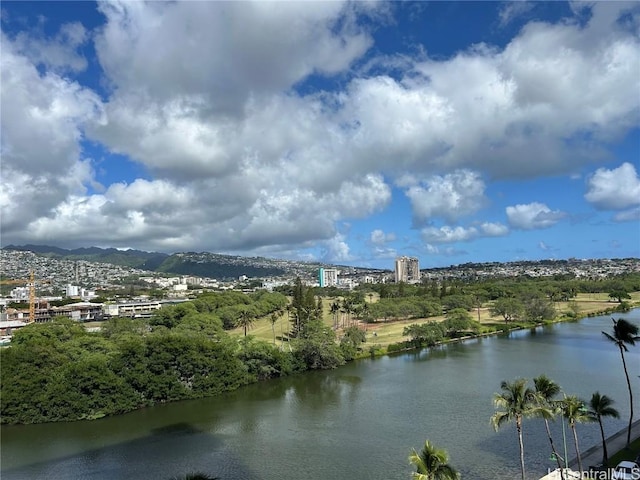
(1, 1, 639, 269)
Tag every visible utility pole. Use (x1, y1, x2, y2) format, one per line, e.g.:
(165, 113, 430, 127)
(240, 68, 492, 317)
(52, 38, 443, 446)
(28, 270, 35, 323)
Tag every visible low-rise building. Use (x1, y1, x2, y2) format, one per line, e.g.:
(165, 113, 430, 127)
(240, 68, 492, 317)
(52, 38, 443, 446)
(0, 319, 28, 336)
(49, 302, 103, 322)
(104, 301, 162, 318)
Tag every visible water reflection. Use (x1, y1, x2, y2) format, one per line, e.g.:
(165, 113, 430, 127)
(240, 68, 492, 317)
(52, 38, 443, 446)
(2, 422, 259, 480)
(404, 345, 450, 362)
(286, 373, 363, 408)
(2, 311, 638, 480)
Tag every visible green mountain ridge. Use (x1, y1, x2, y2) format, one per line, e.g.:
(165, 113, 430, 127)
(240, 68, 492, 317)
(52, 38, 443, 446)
(1, 245, 331, 280)
(154, 255, 287, 279)
(4, 244, 168, 269)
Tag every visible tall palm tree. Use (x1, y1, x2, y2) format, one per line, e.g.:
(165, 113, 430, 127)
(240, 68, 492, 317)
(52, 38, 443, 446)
(602, 318, 639, 447)
(491, 378, 536, 480)
(533, 375, 564, 478)
(473, 290, 487, 323)
(340, 298, 349, 329)
(269, 311, 279, 345)
(361, 302, 370, 330)
(330, 301, 340, 329)
(236, 308, 255, 337)
(587, 392, 620, 466)
(285, 303, 293, 336)
(408, 440, 459, 480)
(562, 395, 593, 475)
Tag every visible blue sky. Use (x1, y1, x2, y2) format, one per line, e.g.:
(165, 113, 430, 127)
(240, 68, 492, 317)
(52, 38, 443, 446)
(1, 1, 639, 269)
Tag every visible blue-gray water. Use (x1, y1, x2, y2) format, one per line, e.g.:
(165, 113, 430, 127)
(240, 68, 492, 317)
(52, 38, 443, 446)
(1, 310, 638, 480)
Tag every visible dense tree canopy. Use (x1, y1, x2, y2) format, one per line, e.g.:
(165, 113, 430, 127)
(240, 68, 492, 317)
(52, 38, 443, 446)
(0, 283, 344, 424)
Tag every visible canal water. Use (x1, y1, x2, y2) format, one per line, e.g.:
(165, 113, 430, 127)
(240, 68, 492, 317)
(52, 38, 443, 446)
(1, 310, 638, 480)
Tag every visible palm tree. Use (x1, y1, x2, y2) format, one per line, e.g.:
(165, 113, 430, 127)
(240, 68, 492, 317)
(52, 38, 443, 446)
(315, 296, 323, 320)
(330, 301, 340, 329)
(361, 302, 370, 329)
(236, 308, 255, 337)
(587, 392, 620, 466)
(408, 440, 459, 480)
(533, 375, 564, 478)
(602, 318, 639, 447)
(269, 311, 279, 345)
(473, 289, 487, 323)
(340, 299, 349, 329)
(285, 303, 293, 333)
(491, 378, 536, 480)
(562, 395, 593, 475)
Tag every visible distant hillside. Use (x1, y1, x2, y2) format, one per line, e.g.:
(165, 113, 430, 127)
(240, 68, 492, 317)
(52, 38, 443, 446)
(155, 253, 288, 279)
(1, 245, 325, 280)
(3, 244, 169, 270)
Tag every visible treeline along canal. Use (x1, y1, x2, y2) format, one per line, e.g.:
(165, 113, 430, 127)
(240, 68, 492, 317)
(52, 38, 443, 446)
(2, 310, 638, 480)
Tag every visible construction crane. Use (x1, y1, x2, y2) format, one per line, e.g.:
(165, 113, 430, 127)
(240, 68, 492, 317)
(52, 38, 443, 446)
(0, 271, 45, 323)
(29, 271, 35, 323)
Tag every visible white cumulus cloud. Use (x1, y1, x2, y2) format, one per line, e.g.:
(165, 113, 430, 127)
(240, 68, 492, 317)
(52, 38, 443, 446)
(321, 233, 354, 263)
(422, 226, 479, 243)
(480, 222, 510, 237)
(370, 229, 396, 245)
(399, 170, 487, 224)
(584, 162, 640, 210)
(8, 21, 89, 73)
(0, 32, 104, 235)
(614, 207, 640, 222)
(421, 221, 509, 244)
(94, 0, 379, 112)
(506, 202, 566, 230)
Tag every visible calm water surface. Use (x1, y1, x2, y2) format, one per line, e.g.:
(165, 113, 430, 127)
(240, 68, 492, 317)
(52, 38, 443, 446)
(2, 310, 639, 480)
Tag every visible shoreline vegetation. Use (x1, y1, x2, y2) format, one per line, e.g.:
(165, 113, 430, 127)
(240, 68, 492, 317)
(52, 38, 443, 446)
(1, 276, 639, 425)
(232, 291, 640, 360)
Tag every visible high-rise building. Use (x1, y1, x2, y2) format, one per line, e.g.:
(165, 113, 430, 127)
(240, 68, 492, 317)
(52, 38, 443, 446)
(395, 256, 420, 283)
(318, 268, 339, 287)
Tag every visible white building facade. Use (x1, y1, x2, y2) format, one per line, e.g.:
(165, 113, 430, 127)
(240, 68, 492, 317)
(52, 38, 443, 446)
(394, 256, 420, 283)
(318, 268, 339, 287)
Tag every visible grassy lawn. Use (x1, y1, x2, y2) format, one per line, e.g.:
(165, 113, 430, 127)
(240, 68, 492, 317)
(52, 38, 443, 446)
(608, 437, 640, 467)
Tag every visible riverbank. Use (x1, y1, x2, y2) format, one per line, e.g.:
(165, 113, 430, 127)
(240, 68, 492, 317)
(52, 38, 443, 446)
(576, 419, 640, 470)
(230, 292, 640, 359)
(540, 420, 640, 480)
(353, 298, 639, 359)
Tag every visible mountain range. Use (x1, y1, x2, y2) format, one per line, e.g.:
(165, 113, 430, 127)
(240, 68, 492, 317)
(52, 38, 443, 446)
(1, 244, 344, 280)
(3, 245, 639, 283)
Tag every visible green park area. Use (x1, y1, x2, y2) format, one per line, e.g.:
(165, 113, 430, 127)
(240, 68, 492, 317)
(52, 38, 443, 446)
(229, 291, 640, 354)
